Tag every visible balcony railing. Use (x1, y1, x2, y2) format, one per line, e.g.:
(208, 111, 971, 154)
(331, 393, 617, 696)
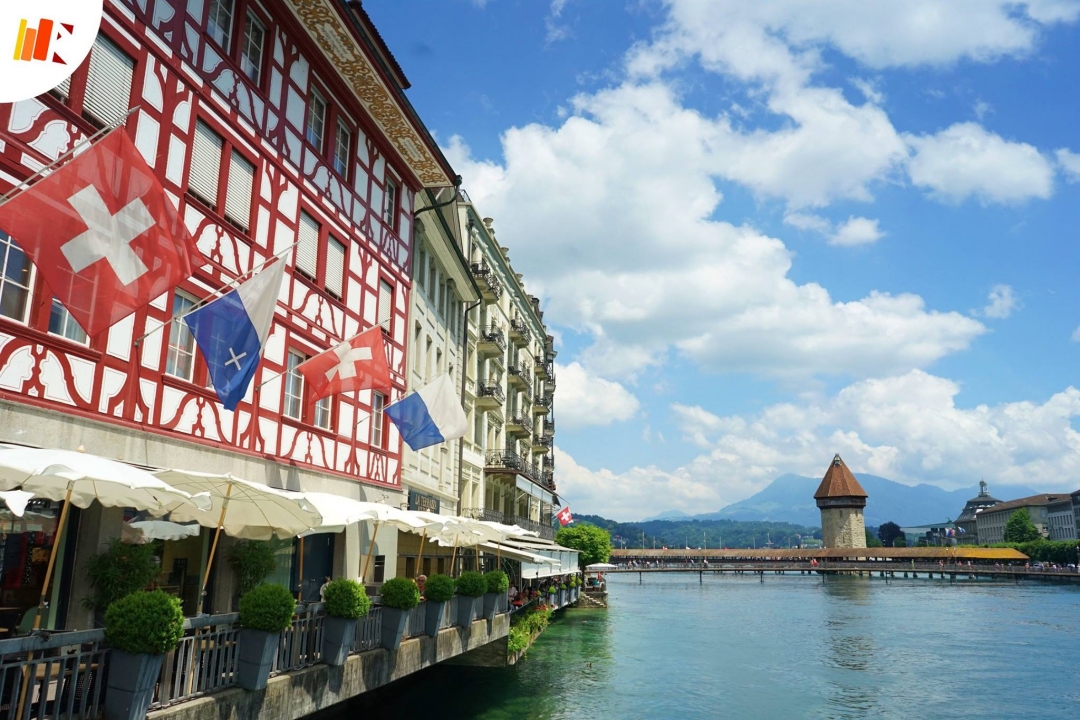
(486, 449, 525, 471)
(272, 603, 324, 674)
(508, 414, 534, 435)
(464, 507, 508, 523)
(470, 261, 504, 302)
(477, 325, 507, 354)
(533, 432, 553, 449)
(507, 362, 532, 387)
(509, 318, 532, 345)
(532, 394, 552, 413)
(153, 613, 241, 709)
(477, 382, 505, 404)
(535, 359, 552, 378)
(513, 515, 555, 541)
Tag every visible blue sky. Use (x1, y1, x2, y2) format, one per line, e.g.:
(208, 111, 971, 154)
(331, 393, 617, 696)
(368, 0, 1080, 520)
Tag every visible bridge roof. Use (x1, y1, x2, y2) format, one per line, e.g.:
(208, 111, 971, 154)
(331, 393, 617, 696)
(610, 547, 1028, 561)
(814, 454, 868, 499)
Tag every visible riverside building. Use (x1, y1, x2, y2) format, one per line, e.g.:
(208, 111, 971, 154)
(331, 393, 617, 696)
(815, 454, 868, 549)
(0, 0, 457, 625)
(975, 494, 1058, 544)
(955, 480, 1001, 544)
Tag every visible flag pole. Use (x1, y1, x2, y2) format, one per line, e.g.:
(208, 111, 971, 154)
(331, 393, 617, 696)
(0, 106, 141, 208)
(132, 245, 296, 348)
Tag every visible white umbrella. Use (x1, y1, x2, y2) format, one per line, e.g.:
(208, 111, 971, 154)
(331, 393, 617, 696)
(0, 489, 34, 517)
(123, 519, 201, 544)
(153, 470, 322, 612)
(349, 504, 445, 581)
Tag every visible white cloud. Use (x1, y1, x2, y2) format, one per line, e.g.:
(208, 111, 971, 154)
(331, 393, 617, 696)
(783, 212, 831, 233)
(973, 99, 993, 121)
(1057, 148, 1080, 182)
(545, 0, 572, 44)
(981, 284, 1019, 319)
(850, 77, 884, 104)
(1071, 326, 1080, 342)
(557, 371, 1080, 518)
(829, 216, 884, 246)
(906, 122, 1055, 204)
(552, 362, 640, 428)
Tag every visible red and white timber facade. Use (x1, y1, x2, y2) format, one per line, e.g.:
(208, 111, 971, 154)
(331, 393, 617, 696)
(0, 0, 454, 614)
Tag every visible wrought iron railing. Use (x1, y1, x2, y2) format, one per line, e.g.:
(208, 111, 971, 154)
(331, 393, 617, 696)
(478, 325, 507, 352)
(440, 597, 460, 629)
(470, 261, 503, 300)
(152, 613, 241, 709)
(402, 603, 427, 639)
(272, 603, 323, 674)
(510, 318, 532, 344)
(486, 449, 523, 470)
(509, 414, 534, 434)
(477, 382, 505, 403)
(0, 629, 108, 720)
(351, 607, 382, 653)
(534, 359, 552, 377)
(534, 433, 553, 448)
(507, 362, 532, 386)
(513, 515, 555, 540)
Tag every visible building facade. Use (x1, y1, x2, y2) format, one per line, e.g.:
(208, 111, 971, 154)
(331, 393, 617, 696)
(0, 0, 455, 625)
(954, 480, 1001, 544)
(1046, 496, 1077, 540)
(457, 202, 557, 540)
(815, 455, 868, 549)
(975, 494, 1058, 544)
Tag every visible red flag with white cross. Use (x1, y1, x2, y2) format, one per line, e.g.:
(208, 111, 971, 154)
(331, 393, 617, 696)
(557, 506, 573, 526)
(297, 327, 393, 401)
(0, 130, 197, 337)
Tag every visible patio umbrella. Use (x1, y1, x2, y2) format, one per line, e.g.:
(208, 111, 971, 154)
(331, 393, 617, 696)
(123, 519, 201, 544)
(0, 489, 33, 517)
(153, 471, 322, 613)
(353, 506, 443, 581)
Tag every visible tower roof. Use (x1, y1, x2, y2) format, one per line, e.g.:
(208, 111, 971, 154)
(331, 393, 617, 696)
(814, 454, 868, 500)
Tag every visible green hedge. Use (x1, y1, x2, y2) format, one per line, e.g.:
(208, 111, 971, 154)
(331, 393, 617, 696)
(455, 571, 487, 598)
(239, 583, 296, 632)
(484, 570, 509, 594)
(424, 574, 455, 602)
(987, 539, 1080, 564)
(229, 541, 278, 596)
(380, 577, 421, 609)
(105, 590, 185, 655)
(323, 578, 371, 619)
(84, 539, 160, 612)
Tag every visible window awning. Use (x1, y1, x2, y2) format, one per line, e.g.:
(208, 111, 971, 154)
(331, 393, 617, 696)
(479, 542, 558, 565)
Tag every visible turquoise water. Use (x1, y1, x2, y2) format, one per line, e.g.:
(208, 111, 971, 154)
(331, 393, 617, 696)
(337, 574, 1080, 719)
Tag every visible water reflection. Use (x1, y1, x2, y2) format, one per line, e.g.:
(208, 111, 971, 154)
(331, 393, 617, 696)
(822, 578, 880, 717)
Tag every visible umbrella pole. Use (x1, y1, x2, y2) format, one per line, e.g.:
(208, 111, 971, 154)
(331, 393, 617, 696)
(297, 536, 305, 603)
(198, 483, 233, 615)
(450, 538, 458, 577)
(415, 529, 427, 577)
(16, 485, 74, 718)
(361, 522, 380, 582)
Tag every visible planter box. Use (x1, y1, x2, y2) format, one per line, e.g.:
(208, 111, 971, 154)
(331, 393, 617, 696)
(457, 595, 479, 627)
(104, 650, 164, 720)
(482, 592, 501, 622)
(548, 593, 556, 607)
(322, 616, 358, 666)
(238, 629, 280, 691)
(558, 590, 567, 606)
(424, 601, 446, 637)
(381, 607, 409, 650)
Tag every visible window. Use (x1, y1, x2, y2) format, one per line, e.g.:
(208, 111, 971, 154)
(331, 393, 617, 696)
(84, 36, 135, 128)
(296, 212, 319, 279)
(314, 396, 332, 430)
(166, 292, 198, 380)
(333, 120, 351, 177)
(306, 89, 327, 149)
(284, 350, 304, 419)
(0, 232, 32, 323)
(189, 120, 223, 209)
(378, 280, 393, 331)
(225, 151, 255, 230)
(383, 180, 398, 229)
(325, 236, 345, 299)
(207, 0, 235, 53)
(239, 10, 266, 84)
(371, 392, 386, 447)
(48, 300, 87, 344)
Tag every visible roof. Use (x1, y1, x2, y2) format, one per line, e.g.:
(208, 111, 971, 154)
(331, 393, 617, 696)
(814, 454, 868, 499)
(345, 1, 410, 89)
(610, 547, 1028, 561)
(978, 494, 1063, 515)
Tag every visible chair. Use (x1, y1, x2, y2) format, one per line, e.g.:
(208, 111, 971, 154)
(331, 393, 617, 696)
(16, 607, 37, 635)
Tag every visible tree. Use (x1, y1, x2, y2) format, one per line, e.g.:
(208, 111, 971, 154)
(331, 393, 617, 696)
(555, 524, 613, 567)
(1004, 508, 1041, 543)
(864, 530, 883, 547)
(878, 521, 904, 547)
(892, 537, 908, 547)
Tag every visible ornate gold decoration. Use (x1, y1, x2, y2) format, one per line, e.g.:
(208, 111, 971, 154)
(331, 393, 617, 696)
(288, 0, 451, 188)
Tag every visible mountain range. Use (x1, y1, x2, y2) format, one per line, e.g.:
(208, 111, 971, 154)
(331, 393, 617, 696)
(643, 474, 1038, 527)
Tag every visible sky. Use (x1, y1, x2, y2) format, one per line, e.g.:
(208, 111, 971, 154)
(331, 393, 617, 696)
(366, 0, 1080, 520)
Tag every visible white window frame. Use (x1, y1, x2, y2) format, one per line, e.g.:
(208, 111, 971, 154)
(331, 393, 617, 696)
(0, 232, 33, 325)
(240, 9, 265, 84)
(378, 280, 393, 331)
(190, 120, 223, 210)
(314, 395, 332, 430)
(207, 0, 235, 53)
(296, 211, 320, 280)
(325, 236, 345, 299)
(306, 88, 327, 150)
(225, 150, 255, 231)
(333, 119, 351, 177)
(383, 179, 398, 229)
(284, 350, 304, 420)
(166, 292, 198, 381)
(371, 392, 386, 448)
(48, 300, 88, 345)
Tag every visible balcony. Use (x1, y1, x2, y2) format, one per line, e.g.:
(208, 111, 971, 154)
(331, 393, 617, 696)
(463, 507, 508, 523)
(513, 514, 555, 541)
(532, 430, 553, 451)
(509, 317, 532, 345)
(507, 361, 532, 388)
(532, 392, 553, 414)
(507, 414, 534, 437)
(476, 382, 505, 409)
(477, 325, 507, 356)
(486, 448, 525, 473)
(541, 471, 556, 492)
(470, 260, 503, 302)
(542, 453, 555, 473)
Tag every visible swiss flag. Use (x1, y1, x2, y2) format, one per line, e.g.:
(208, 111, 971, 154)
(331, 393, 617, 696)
(556, 506, 573, 526)
(0, 130, 196, 338)
(298, 327, 393, 401)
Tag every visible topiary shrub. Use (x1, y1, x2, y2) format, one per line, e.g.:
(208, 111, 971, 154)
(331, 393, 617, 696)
(105, 590, 184, 655)
(84, 539, 161, 612)
(323, 578, 371, 620)
(239, 583, 296, 632)
(379, 577, 421, 610)
(484, 569, 509, 594)
(547, 584, 557, 594)
(559, 583, 567, 590)
(229, 541, 278, 596)
(455, 571, 487, 598)
(424, 574, 455, 602)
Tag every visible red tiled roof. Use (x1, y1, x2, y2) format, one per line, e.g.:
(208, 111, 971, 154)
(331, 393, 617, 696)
(814, 454, 868, 499)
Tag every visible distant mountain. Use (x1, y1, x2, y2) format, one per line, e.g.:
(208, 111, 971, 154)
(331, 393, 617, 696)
(699, 474, 1039, 527)
(643, 509, 690, 521)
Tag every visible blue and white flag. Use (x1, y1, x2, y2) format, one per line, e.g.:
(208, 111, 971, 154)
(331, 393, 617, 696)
(184, 259, 285, 410)
(384, 373, 468, 451)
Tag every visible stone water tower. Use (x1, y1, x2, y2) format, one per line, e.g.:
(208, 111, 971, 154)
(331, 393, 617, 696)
(815, 454, 868, 549)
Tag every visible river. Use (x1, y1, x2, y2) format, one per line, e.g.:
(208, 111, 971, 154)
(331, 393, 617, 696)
(333, 574, 1080, 719)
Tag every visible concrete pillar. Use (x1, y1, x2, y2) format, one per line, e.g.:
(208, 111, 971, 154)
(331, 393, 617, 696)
(344, 523, 361, 581)
(65, 504, 125, 630)
(211, 535, 239, 613)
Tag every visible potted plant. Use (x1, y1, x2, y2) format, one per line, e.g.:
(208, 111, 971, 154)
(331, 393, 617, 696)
(85, 539, 161, 623)
(559, 582, 568, 606)
(454, 571, 487, 626)
(422, 574, 455, 637)
(103, 590, 184, 720)
(379, 577, 420, 650)
(547, 583, 557, 606)
(229, 541, 278, 597)
(321, 578, 371, 666)
(237, 584, 296, 690)
(482, 570, 509, 621)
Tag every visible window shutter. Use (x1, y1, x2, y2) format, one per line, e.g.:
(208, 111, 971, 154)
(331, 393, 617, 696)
(326, 237, 345, 298)
(190, 121, 222, 207)
(225, 150, 255, 230)
(54, 76, 71, 99)
(83, 36, 134, 127)
(297, 212, 319, 278)
(378, 280, 393, 330)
